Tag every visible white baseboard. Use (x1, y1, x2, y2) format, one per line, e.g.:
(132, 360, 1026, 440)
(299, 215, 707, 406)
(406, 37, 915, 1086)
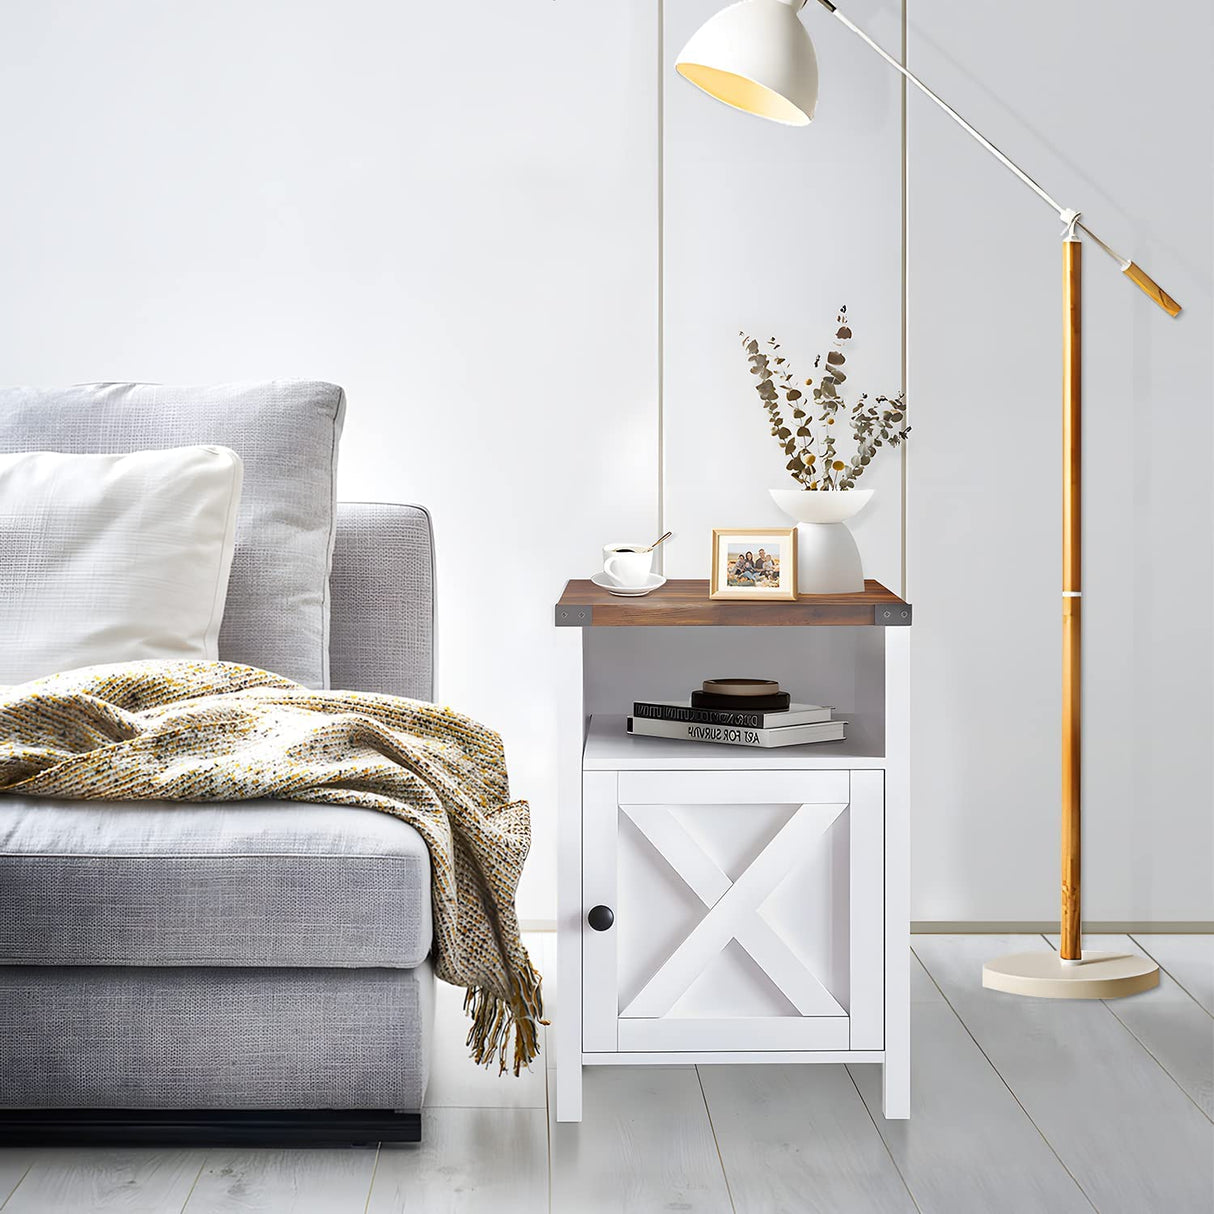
(911, 921, 1214, 934)
(526, 919, 1210, 935)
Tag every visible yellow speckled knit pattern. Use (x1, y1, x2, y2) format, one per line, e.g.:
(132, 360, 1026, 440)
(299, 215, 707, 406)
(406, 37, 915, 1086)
(0, 660, 543, 1074)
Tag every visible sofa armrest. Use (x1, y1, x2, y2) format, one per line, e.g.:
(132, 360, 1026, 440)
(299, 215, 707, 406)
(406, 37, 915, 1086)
(329, 502, 435, 701)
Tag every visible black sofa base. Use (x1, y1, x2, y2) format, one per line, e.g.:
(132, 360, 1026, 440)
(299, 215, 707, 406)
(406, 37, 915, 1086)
(0, 1108, 421, 1147)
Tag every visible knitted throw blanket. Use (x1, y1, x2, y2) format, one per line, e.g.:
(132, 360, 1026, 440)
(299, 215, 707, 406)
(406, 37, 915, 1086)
(0, 660, 543, 1074)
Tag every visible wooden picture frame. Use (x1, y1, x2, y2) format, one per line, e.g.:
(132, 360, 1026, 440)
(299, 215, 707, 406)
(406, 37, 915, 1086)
(710, 528, 798, 600)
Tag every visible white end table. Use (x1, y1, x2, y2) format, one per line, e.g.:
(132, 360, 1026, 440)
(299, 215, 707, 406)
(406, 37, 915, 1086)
(553, 578, 911, 1121)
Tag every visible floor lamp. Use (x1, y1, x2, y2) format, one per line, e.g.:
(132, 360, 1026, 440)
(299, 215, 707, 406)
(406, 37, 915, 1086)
(676, 0, 1181, 998)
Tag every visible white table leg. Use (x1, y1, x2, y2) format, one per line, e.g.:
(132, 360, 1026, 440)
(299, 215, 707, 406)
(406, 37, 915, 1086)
(883, 626, 911, 1119)
(555, 625, 585, 1122)
(882, 1047, 911, 1119)
(555, 1053, 584, 1122)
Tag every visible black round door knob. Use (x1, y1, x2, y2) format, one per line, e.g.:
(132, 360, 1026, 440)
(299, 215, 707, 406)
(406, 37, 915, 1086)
(587, 905, 615, 932)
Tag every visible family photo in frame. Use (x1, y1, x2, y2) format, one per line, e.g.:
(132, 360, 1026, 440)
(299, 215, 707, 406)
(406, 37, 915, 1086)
(709, 528, 798, 601)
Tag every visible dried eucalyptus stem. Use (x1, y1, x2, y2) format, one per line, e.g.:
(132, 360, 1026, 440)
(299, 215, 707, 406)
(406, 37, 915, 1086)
(741, 306, 909, 490)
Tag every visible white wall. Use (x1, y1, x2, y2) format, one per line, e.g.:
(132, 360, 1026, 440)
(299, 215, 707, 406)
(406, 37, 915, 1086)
(1, 0, 1209, 923)
(907, 0, 1214, 922)
(663, 0, 905, 591)
(0, 0, 660, 920)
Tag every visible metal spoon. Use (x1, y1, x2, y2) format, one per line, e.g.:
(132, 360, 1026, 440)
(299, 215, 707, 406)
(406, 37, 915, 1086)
(641, 531, 673, 553)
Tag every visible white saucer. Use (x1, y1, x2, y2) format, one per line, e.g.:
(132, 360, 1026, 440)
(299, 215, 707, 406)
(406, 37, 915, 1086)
(590, 572, 667, 597)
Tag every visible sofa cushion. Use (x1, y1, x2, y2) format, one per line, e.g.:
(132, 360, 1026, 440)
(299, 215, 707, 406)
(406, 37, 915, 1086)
(0, 798, 431, 969)
(0, 446, 244, 685)
(0, 381, 345, 687)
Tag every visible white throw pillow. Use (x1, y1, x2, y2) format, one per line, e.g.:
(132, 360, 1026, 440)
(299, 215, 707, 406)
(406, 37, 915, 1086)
(0, 445, 243, 685)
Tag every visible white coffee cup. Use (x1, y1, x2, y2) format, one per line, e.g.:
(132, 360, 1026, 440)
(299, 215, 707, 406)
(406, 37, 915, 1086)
(602, 543, 654, 588)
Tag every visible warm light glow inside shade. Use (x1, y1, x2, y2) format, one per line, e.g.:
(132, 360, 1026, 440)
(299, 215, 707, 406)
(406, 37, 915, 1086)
(675, 63, 812, 125)
(675, 0, 820, 126)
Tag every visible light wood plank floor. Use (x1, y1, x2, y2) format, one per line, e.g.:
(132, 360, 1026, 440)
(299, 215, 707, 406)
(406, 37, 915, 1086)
(2, 933, 1211, 1213)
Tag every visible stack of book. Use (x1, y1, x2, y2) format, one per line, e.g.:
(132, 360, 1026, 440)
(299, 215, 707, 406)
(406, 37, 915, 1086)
(627, 684, 845, 749)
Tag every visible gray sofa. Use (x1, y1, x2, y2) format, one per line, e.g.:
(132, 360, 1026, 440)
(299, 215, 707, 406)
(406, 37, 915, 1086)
(0, 384, 436, 1142)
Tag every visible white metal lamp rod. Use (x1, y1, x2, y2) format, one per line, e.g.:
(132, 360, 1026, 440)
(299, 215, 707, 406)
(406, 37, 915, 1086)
(804, 0, 1180, 314)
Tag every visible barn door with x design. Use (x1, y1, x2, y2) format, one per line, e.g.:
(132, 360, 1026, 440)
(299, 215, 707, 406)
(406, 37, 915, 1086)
(583, 768, 884, 1054)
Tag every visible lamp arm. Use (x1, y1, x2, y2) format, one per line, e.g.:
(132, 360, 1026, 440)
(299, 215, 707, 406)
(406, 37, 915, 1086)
(812, 0, 1181, 316)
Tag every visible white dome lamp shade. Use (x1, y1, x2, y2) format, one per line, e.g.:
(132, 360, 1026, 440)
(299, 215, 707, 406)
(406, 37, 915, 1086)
(675, 0, 819, 126)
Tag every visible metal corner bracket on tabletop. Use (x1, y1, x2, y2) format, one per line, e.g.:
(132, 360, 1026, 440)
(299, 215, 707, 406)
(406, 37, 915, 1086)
(875, 604, 912, 626)
(556, 606, 592, 627)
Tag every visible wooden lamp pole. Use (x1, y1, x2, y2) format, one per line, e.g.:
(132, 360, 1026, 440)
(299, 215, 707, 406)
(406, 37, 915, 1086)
(983, 217, 1176, 997)
(674, 0, 1183, 996)
(1061, 235, 1083, 964)
(982, 222, 1175, 996)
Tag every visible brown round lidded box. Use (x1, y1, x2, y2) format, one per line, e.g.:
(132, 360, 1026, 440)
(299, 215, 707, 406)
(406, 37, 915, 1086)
(690, 678, 791, 712)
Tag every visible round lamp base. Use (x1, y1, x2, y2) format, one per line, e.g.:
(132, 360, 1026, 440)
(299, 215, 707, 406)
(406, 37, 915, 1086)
(982, 950, 1159, 1000)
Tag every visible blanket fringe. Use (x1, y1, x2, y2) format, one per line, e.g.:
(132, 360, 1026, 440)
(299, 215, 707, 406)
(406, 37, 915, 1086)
(463, 959, 547, 1075)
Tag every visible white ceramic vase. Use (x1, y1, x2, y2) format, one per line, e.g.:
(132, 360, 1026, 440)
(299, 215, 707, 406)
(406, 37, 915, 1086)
(769, 488, 873, 595)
